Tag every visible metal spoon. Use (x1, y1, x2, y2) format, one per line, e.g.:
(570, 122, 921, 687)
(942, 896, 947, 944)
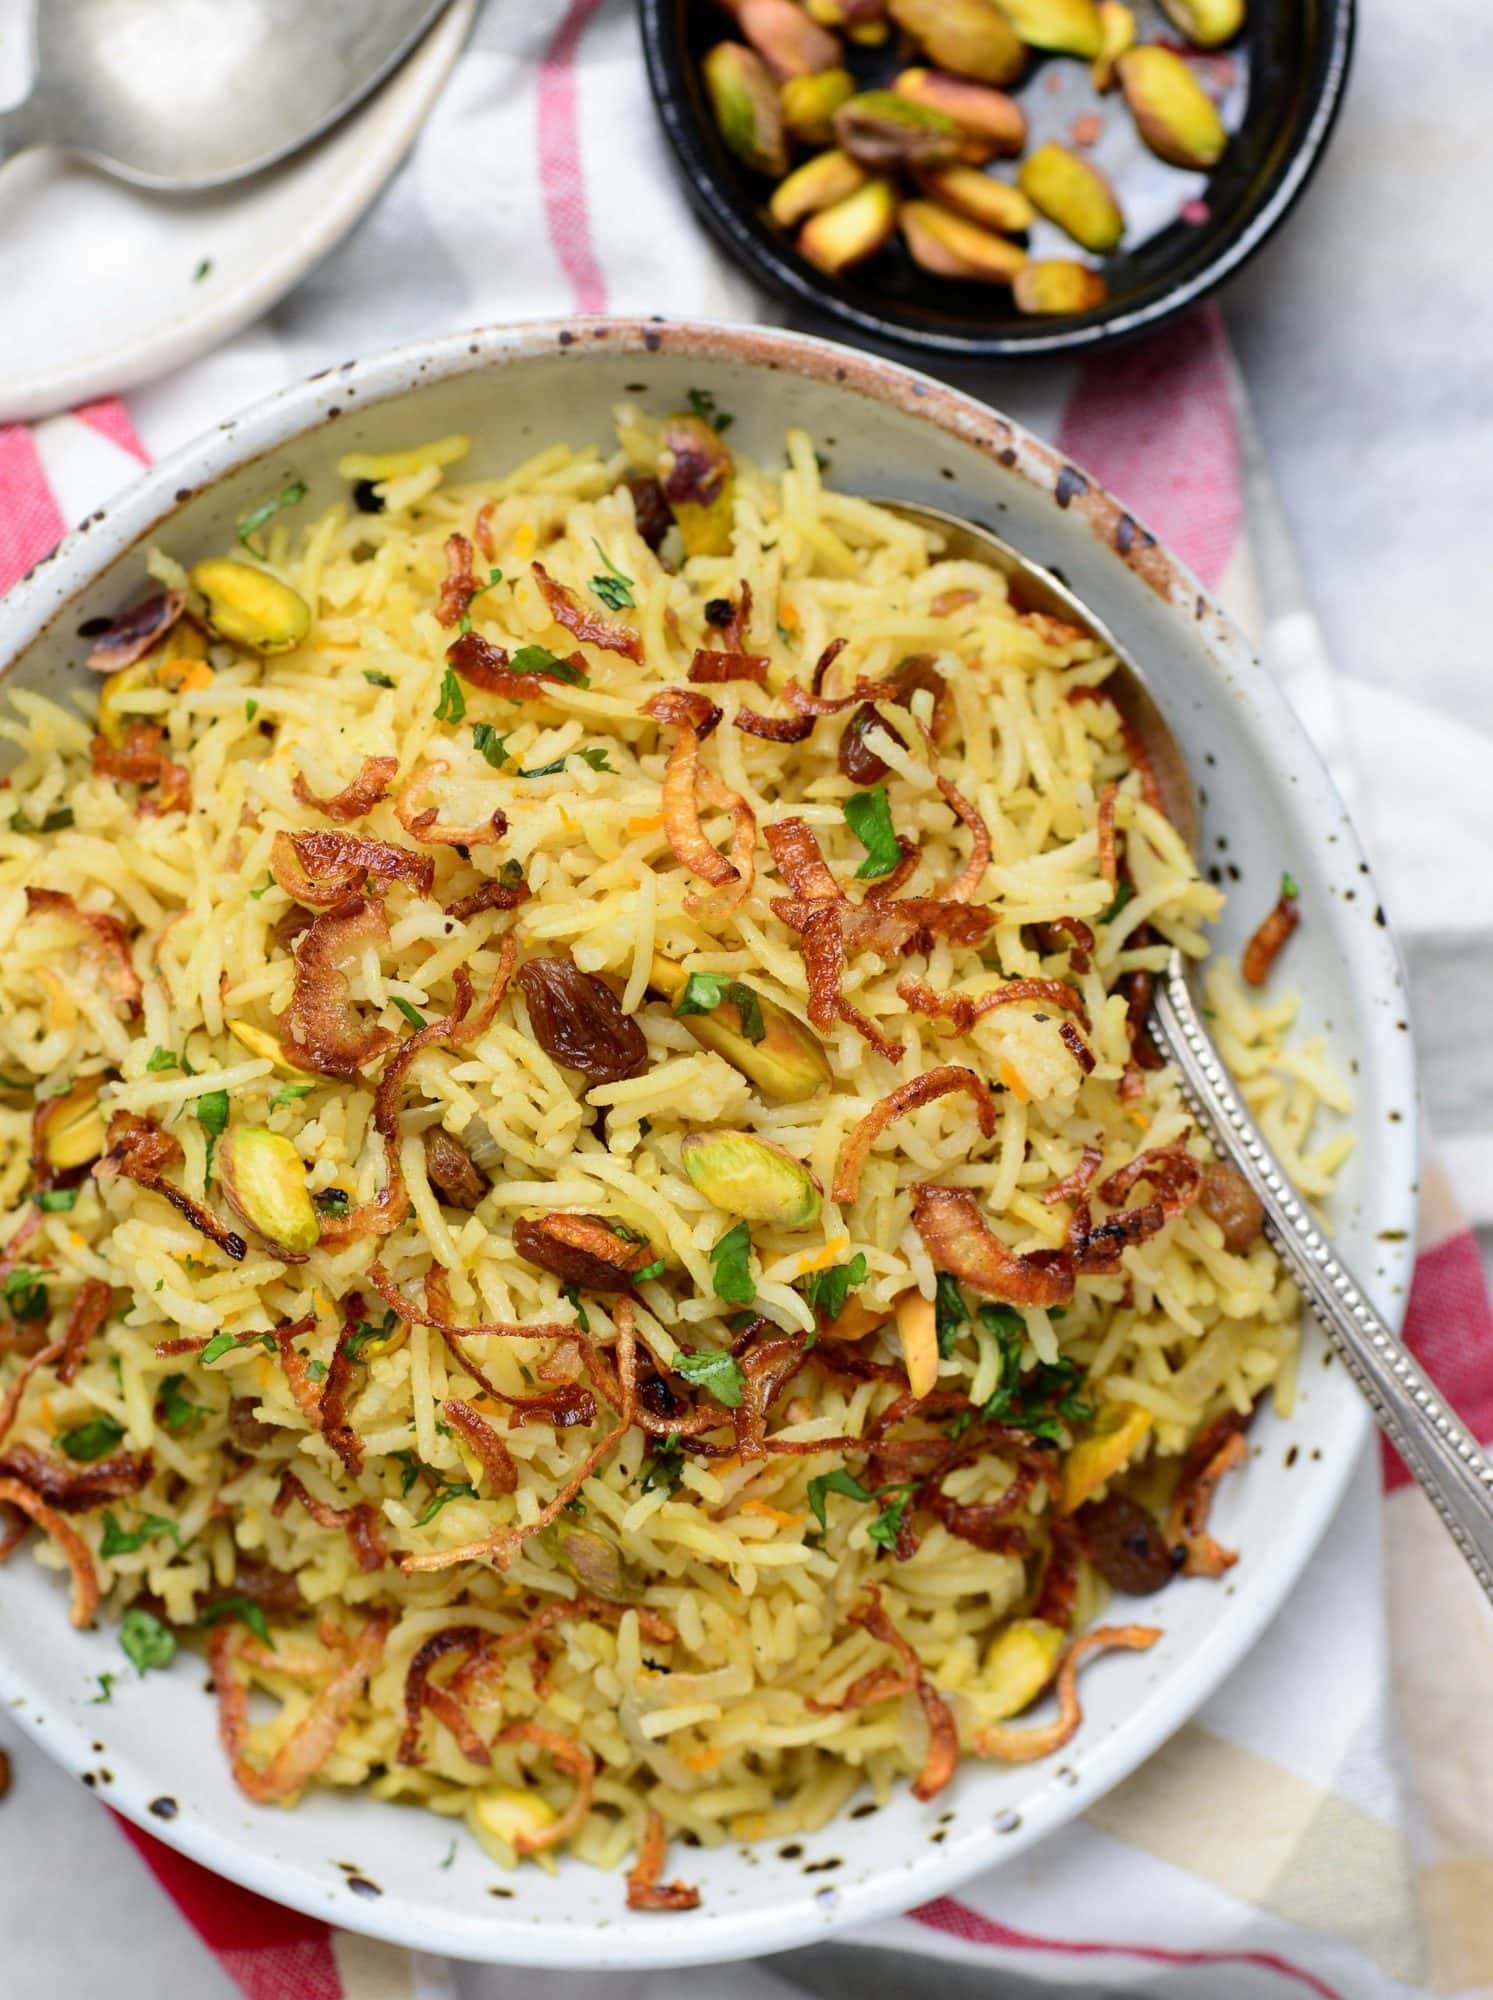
(875, 496, 1493, 1606)
(0, 0, 453, 191)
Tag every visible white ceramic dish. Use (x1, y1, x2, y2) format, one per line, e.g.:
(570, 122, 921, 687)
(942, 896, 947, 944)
(0, 0, 476, 423)
(0, 318, 1419, 1968)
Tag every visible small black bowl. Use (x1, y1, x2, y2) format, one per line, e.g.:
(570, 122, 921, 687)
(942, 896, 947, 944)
(639, 0, 1353, 360)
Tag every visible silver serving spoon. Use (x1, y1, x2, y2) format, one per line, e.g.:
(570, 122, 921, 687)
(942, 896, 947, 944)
(0, 0, 453, 191)
(876, 496, 1493, 1606)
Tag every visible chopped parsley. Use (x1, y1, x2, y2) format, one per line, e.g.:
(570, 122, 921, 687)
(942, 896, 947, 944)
(314, 1186, 351, 1214)
(934, 1271, 967, 1359)
(363, 669, 396, 688)
(687, 386, 734, 434)
(1281, 871, 1300, 900)
(91, 1673, 117, 1705)
(573, 745, 613, 772)
(434, 667, 467, 724)
(101, 1510, 181, 1557)
(801, 1253, 868, 1329)
(195, 1089, 229, 1181)
(10, 804, 76, 833)
(561, 1282, 590, 1334)
(414, 1478, 477, 1528)
(639, 1434, 684, 1496)
(120, 1607, 176, 1676)
(391, 996, 427, 1030)
(633, 1257, 667, 1284)
(248, 874, 275, 900)
(198, 1597, 272, 1647)
(304, 1358, 327, 1381)
(674, 1348, 745, 1408)
(237, 480, 307, 554)
(346, 1310, 397, 1360)
(199, 1329, 277, 1366)
(439, 1838, 458, 1871)
(805, 1466, 876, 1534)
(56, 1416, 126, 1462)
(147, 1046, 179, 1072)
(516, 746, 614, 777)
(37, 1188, 79, 1213)
(269, 1080, 315, 1109)
(194, 257, 212, 282)
(844, 786, 903, 880)
(673, 973, 765, 1044)
(708, 1221, 755, 1308)
(510, 644, 589, 687)
(4, 1267, 49, 1320)
(589, 541, 636, 612)
(159, 1374, 209, 1435)
(1098, 879, 1134, 925)
(865, 1486, 914, 1550)
(472, 721, 510, 769)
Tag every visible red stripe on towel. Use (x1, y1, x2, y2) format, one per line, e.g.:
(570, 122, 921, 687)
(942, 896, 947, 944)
(1058, 304, 1243, 592)
(913, 1894, 1345, 1999)
(0, 423, 67, 595)
(1382, 1228, 1493, 1489)
(536, 0, 608, 314)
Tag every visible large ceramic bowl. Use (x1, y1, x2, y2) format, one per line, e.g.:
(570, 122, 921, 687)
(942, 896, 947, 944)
(0, 318, 1417, 1968)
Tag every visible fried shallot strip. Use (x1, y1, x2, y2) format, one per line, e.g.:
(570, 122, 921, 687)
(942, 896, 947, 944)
(94, 1110, 246, 1260)
(806, 1585, 958, 1802)
(0, 1341, 65, 1445)
(627, 1810, 702, 1912)
(1242, 888, 1301, 986)
(292, 755, 399, 823)
(973, 1625, 1160, 1762)
(493, 1722, 597, 1853)
(897, 975, 1090, 1036)
(0, 1476, 99, 1626)
(913, 1185, 1073, 1308)
(212, 1611, 391, 1802)
(1166, 1411, 1249, 1577)
(833, 1066, 998, 1205)
(271, 1470, 387, 1573)
(533, 562, 643, 662)
(57, 1280, 114, 1385)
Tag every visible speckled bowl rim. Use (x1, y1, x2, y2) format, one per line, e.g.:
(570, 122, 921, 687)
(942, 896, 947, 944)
(0, 316, 1418, 1968)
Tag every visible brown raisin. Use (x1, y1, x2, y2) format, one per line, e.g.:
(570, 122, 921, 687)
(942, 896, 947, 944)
(516, 954, 648, 1087)
(423, 1128, 488, 1210)
(513, 1213, 655, 1292)
(1198, 1161, 1265, 1252)
(625, 475, 674, 553)
(837, 701, 904, 784)
(1075, 1491, 1173, 1595)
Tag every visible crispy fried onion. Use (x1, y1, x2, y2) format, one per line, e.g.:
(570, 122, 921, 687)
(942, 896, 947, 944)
(1059, 1019, 1096, 1073)
(272, 1470, 387, 1572)
(57, 1279, 112, 1386)
(1031, 915, 1095, 973)
(1066, 1197, 1167, 1275)
(1243, 889, 1301, 986)
(973, 1624, 1161, 1762)
(897, 974, 1090, 1036)
(0, 1475, 99, 1626)
(443, 1398, 518, 1493)
(85, 590, 187, 673)
(764, 819, 993, 1039)
(447, 629, 587, 699)
(212, 1610, 392, 1803)
(436, 532, 480, 627)
(94, 1110, 246, 1260)
(920, 1461, 1040, 1557)
(1098, 1146, 1202, 1218)
(627, 1810, 701, 1912)
(533, 561, 643, 663)
(0, 1341, 65, 1445)
(1065, 685, 1167, 819)
(90, 724, 191, 815)
(913, 1185, 1074, 1308)
(443, 873, 531, 919)
(400, 1597, 677, 1768)
(292, 755, 399, 823)
(492, 1722, 596, 1853)
(1166, 1409, 1249, 1577)
(644, 688, 755, 907)
(0, 1441, 152, 1513)
(833, 1066, 997, 1205)
(805, 1585, 958, 1802)
(282, 893, 398, 1080)
(317, 1299, 370, 1474)
(315, 944, 516, 1247)
(399, 1298, 639, 1573)
(1039, 1145, 1104, 1207)
(688, 647, 768, 685)
(270, 829, 435, 907)
(25, 888, 142, 1013)
(927, 755, 991, 905)
(394, 759, 508, 848)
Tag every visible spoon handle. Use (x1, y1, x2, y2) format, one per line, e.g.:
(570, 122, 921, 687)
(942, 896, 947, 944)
(1150, 948, 1493, 1606)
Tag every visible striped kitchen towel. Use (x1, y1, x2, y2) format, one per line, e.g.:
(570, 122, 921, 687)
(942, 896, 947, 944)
(2, 4, 1490, 1997)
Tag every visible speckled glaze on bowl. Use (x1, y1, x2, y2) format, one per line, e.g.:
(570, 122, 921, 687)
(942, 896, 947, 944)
(0, 318, 1418, 1968)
